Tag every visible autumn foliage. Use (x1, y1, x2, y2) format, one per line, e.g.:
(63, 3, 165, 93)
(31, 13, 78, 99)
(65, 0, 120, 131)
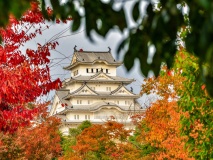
(0, 2, 62, 133)
(58, 50, 213, 160)
(134, 61, 191, 159)
(176, 51, 213, 159)
(132, 50, 213, 159)
(0, 103, 61, 160)
(62, 121, 141, 160)
(1, 1, 213, 159)
(138, 100, 192, 159)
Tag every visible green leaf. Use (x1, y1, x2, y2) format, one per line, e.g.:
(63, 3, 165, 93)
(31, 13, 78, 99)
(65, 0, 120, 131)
(41, 0, 49, 19)
(72, 12, 81, 32)
(117, 38, 129, 55)
(50, 0, 60, 11)
(132, 1, 140, 22)
(123, 50, 134, 71)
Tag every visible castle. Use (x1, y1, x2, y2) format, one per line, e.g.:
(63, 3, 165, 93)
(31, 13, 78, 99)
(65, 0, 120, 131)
(49, 47, 144, 134)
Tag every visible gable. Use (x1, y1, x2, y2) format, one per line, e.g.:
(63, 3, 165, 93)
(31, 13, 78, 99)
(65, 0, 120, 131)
(50, 93, 70, 116)
(71, 54, 78, 65)
(90, 72, 114, 81)
(111, 86, 135, 96)
(75, 85, 98, 95)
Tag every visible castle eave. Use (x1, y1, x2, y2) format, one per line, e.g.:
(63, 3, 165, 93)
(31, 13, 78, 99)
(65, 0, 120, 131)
(64, 61, 122, 70)
(64, 94, 140, 100)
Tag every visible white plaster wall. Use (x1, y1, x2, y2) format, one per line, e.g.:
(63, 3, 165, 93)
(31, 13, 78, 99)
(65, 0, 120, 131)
(70, 98, 93, 106)
(65, 83, 82, 92)
(71, 98, 86, 106)
(121, 99, 134, 106)
(66, 112, 93, 121)
(87, 83, 119, 92)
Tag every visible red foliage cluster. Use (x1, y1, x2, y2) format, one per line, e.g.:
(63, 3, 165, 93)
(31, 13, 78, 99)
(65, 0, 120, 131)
(0, 2, 63, 133)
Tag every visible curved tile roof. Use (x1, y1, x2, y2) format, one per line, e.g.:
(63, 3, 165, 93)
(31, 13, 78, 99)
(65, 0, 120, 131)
(56, 101, 144, 115)
(64, 51, 122, 70)
(75, 51, 121, 64)
(62, 74, 134, 87)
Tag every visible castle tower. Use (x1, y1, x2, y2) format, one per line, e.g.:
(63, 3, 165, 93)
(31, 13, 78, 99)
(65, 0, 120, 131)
(49, 47, 144, 134)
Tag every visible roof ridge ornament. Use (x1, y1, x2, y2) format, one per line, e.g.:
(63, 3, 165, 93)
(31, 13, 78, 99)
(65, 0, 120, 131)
(108, 47, 111, 52)
(74, 45, 77, 51)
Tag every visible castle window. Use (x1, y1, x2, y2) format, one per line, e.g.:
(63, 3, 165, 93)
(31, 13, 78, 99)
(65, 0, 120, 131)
(96, 68, 98, 73)
(77, 100, 82, 104)
(86, 68, 89, 73)
(125, 101, 129, 105)
(91, 68, 93, 73)
(74, 115, 79, 119)
(106, 69, 108, 73)
(85, 115, 90, 120)
(106, 87, 111, 91)
(115, 100, 119, 104)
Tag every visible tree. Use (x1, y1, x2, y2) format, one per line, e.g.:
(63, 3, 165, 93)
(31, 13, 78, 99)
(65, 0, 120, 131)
(176, 50, 213, 159)
(138, 100, 192, 159)
(63, 121, 141, 160)
(60, 120, 92, 158)
(132, 57, 192, 159)
(0, 1, 70, 133)
(134, 50, 213, 159)
(0, 103, 62, 160)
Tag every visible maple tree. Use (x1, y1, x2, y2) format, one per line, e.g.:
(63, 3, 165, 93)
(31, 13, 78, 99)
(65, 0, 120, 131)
(136, 100, 192, 159)
(134, 50, 213, 159)
(62, 121, 141, 160)
(0, 2, 63, 133)
(134, 61, 192, 159)
(0, 103, 62, 160)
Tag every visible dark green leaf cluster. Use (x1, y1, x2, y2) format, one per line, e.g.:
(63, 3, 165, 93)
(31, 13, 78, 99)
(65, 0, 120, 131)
(0, 0, 30, 27)
(77, 120, 92, 131)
